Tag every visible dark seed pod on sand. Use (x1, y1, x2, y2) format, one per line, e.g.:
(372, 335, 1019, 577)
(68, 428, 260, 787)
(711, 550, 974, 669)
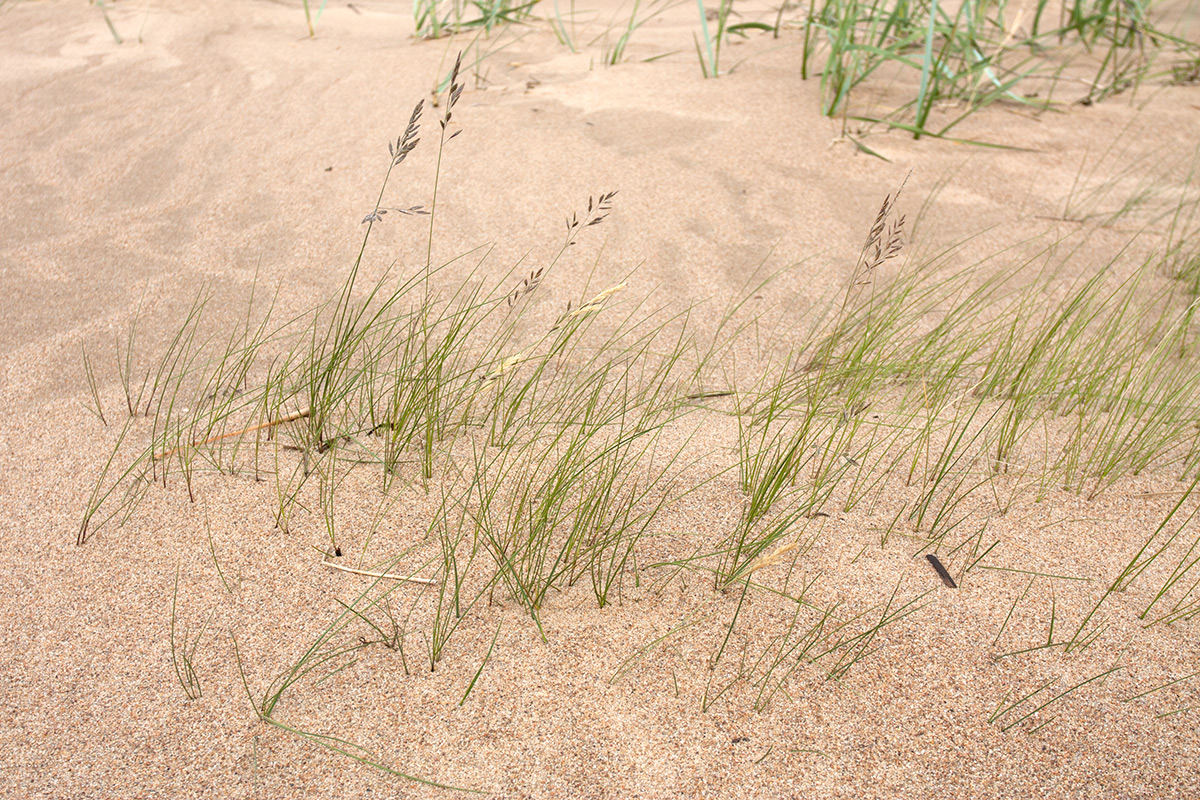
(926, 554, 957, 588)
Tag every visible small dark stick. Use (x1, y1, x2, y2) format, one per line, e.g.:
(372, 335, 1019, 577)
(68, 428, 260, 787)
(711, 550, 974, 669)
(926, 554, 957, 588)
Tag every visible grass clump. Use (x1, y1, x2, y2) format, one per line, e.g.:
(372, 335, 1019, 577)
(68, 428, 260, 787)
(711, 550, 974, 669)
(783, 0, 1200, 140)
(170, 567, 211, 701)
(413, 0, 539, 39)
(75, 51, 1200, 787)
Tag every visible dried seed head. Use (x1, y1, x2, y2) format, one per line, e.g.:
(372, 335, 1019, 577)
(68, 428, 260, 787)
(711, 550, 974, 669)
(855, 174, 909, 277)
(392, 100, 424, 166)
(551, 283, 627, 331)
(441, 52, 464, 129)
(566, 191, 618, 241)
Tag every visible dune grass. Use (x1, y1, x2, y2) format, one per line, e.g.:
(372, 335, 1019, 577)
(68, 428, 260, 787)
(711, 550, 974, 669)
(87, 0, 1199, 144)
(538, 0, 1200, 140)
(170, 567, 210, 701)
(787, 0, 1200, 139)
(412, 0, 541, 39)
(74, 54, 1200, 787)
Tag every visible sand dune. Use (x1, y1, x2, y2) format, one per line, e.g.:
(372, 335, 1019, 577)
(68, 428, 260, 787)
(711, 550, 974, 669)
(2, 1, 1199, 797)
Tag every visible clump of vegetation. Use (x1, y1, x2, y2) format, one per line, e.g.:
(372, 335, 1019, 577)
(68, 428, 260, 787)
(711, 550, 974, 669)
(793, 0, 1200, 139)
(78, 46, 1200, 788)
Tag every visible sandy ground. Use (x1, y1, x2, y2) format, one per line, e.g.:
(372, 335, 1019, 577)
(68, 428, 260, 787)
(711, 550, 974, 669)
(2, 0, 1200, 797)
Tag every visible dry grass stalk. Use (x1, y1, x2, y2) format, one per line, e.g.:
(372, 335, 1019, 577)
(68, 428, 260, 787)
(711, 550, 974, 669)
(154, 407, 311, 461)
(320, 555, 438, 585)
(741, 539, 800, 577)
(481, 344, 538, 383)
(550, 282, 627, 332)
(481, 283, 628, 383)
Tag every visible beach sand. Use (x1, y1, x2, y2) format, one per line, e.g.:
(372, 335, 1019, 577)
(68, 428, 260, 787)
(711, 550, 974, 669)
(2, 0, 1199, 797)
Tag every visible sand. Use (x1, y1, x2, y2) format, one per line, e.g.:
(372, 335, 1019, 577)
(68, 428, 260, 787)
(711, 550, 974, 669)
(2, 0, 1199, 797)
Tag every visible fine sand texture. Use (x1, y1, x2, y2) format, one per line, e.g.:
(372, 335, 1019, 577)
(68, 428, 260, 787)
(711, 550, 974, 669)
(3, 0, 1200, 797)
